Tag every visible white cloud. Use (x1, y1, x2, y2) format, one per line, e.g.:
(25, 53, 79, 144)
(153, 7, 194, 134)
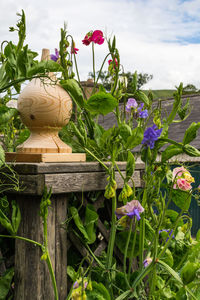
(1, 0, 200, 89)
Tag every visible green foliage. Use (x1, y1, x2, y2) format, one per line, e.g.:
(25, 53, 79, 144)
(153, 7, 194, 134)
(0, 268, 14, 300)
(86, 282, 111, 300)
(0, 198, 21, 235)
(183, 122, 200, 145)
(70, 205, 98, 244)
(171, 189, 191, 210)
(86, 92, 118, 115)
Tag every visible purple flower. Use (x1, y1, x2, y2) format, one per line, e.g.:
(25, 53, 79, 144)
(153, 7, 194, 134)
(143, 257, 152, 268)
(159, 229, 175, 242)
(139, 109, 148, 119)
(115, 200, 144, 221)
(126, 98, 138, 112)
(141, 124, 162, 149)
(50, 48, 59, 62)
(73, 281, 79, 289)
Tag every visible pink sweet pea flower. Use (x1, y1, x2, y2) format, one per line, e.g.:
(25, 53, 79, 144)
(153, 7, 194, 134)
(71, 47, 79, 54)
(172, 166, 187, 180)
(115, 200, 144, 221)
(91, 30, 104, 45)
(176, 178, 192, 191)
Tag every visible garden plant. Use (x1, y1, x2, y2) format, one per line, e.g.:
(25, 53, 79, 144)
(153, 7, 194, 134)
(0, 10, 200, 300)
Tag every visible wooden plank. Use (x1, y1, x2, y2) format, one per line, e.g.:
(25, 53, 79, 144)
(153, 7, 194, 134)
(54, 194, 68, 299)
(18, 174, 44, 195)
(13, 194, 68, 300)
(8, 161, 145, 175)
(44, 170, 142, 193)
(5, 152, 86, 163)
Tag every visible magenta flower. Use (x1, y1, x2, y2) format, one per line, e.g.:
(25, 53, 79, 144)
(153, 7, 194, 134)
(125, 98, 138, 112)
(115, 200, 144, 221)
(82, 30, 104, 46)
(50, 48, 59, 62)
(108, 58, 118, 68)
(71, 47, 79, 54)
(91, 30, 104, 45)
(82, 31, 93, 46)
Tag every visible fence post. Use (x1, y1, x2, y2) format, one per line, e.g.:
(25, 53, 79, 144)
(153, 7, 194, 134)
(5, 161, 144, 299)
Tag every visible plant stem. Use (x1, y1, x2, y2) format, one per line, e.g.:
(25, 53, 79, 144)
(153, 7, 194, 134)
(106, 195, 117, 271)
(46, 252, 59, 300)
(123, 219, 133, 288)
(84, 147, 109, 172)
(92, 42, 95, 84)
(128, 219, 137, 279)
(139, 188, 147, 269)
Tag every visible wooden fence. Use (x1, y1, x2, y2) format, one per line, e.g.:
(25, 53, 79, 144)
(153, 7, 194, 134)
(2, 156, 200, 299)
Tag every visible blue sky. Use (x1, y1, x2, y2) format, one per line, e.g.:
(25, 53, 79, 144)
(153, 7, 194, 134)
(1, 0, 200, 89)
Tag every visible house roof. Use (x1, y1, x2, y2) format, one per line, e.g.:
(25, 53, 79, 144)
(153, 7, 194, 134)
(98, 94, 200, 150)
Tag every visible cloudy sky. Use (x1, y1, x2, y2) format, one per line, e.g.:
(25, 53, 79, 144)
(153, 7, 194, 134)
(1, 0, 200, 89)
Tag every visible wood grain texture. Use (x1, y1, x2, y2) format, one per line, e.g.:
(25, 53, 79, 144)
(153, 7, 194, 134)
(17, 66, 72, 154)
(13, 194, 68, 300)
(8, 161, 145, 175)
(44, 170, 142, 193)
(6, 152, 86, 163)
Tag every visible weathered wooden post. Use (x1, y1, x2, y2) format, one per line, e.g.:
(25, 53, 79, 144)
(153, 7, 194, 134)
(6, 161, 144, 300)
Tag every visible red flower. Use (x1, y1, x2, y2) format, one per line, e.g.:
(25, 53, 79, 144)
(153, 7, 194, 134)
(108, 58, 118, 67)
(82, 30, 104, 46)
(82, 31, 93, 46)
(71, 47, 79, 54)
(91, 30, 104, 45)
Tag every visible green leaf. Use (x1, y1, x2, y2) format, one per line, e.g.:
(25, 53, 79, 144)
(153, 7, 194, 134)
(176, 287, 188, 300)
(125, 151, 135, 181)
(115, 291, 132, 300)
(0, 268, 14, 300)
(171, 189, 191, 210)
(196, 229, 200, 242)
(60, 78, 85, 108)
(86, 282, 111, 300)
(86, 92, 118, 116)
(27, 60, 62, 77)
(126, 127, 144, 149)
(183, 122, 200, 145)
(0, 145, 5, 167)
(161, 144, 183, 163)
(178, 97, 191, 120)
(0, 106, 18, 125)
(161, 248, 174, 267)
(134, 90, 149, 107)
(16, 45, 28, 77)
(85, 204, 98, 244)
(67, 266, 77, 281)
(181, 261, 200, 285)
(11, 200, 21, 235)
(119, 124, 132, 142)
(131, 71, 137, 94)
(70, 207, 89, 242)
(183, 144, 200, 157)
(166, 209, 183, 226)
(167, 83, 182, 124)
